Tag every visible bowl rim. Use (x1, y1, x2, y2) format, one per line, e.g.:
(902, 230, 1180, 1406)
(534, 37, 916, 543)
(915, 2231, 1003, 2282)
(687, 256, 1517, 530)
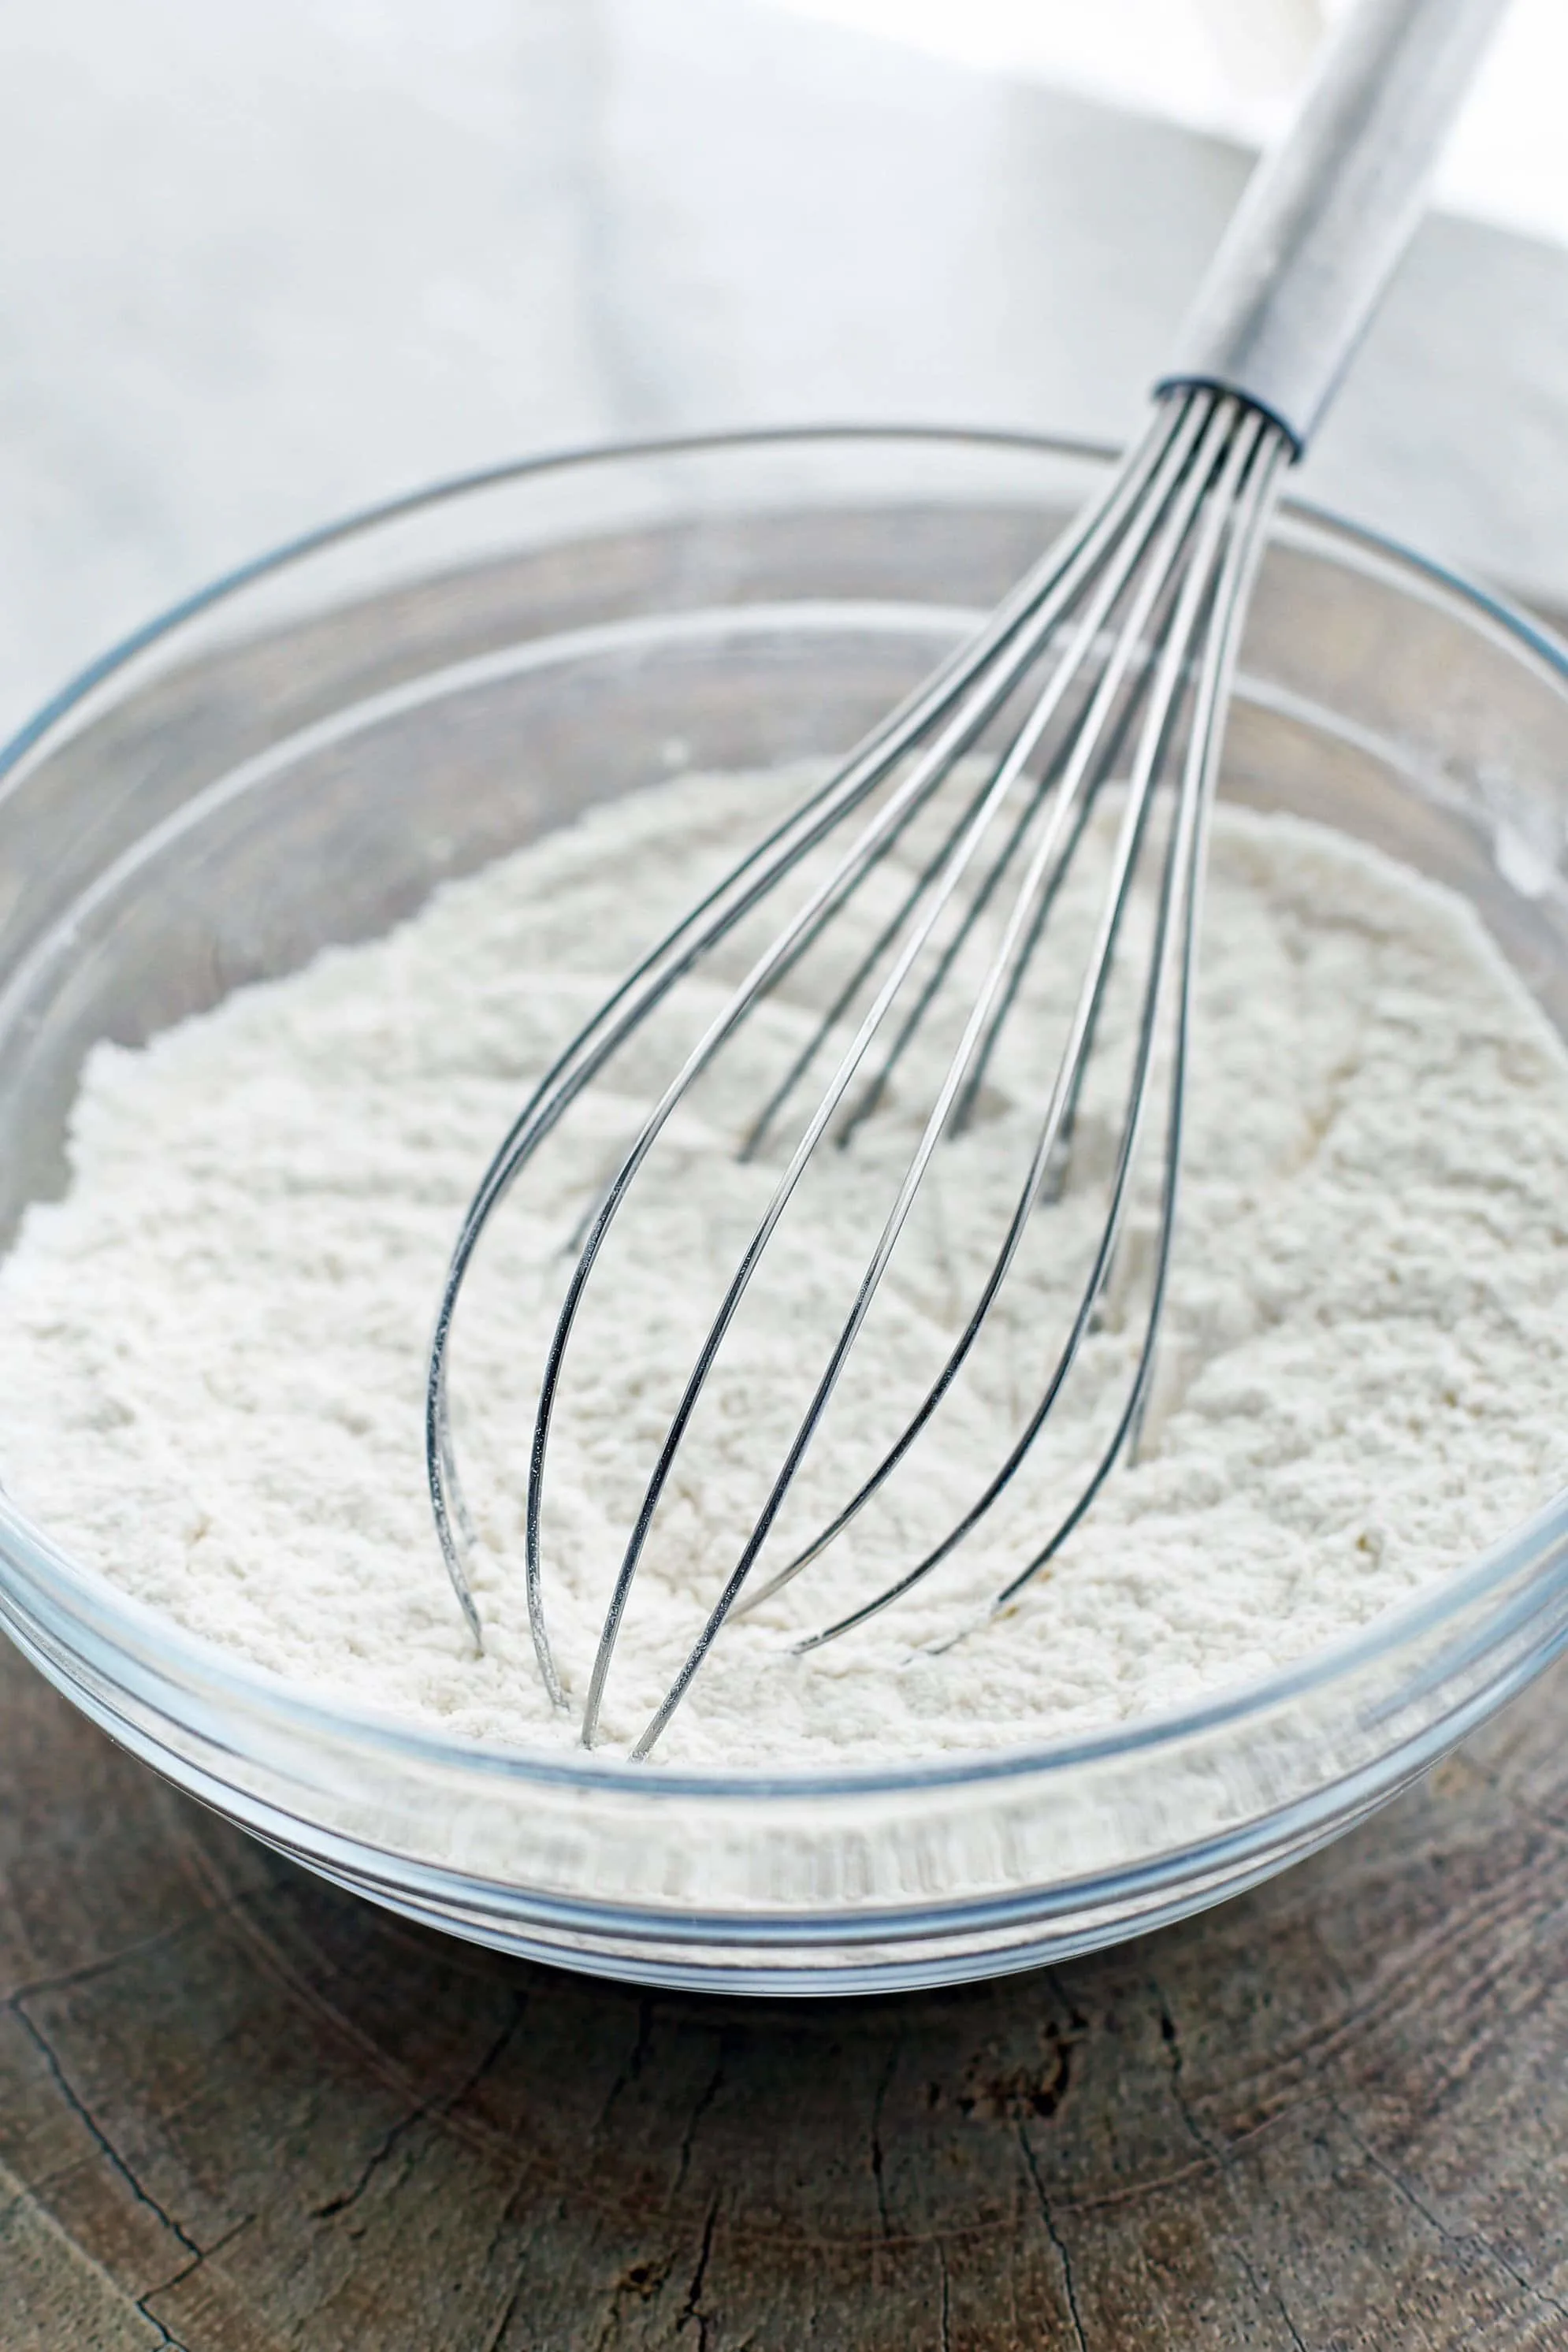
(3, 418, 1567, 1804)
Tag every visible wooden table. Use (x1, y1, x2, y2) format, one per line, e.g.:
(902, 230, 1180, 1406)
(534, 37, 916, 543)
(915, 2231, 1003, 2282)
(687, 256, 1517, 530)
(2, 1637, 1564, 2350)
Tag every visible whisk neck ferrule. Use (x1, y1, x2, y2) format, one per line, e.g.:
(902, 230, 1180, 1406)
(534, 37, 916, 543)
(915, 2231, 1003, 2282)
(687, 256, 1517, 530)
(1156, 0, 1507, 455)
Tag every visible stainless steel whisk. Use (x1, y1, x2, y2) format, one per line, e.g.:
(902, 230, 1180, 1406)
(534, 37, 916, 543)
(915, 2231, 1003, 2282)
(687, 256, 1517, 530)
(427, 0, 1507, 1756)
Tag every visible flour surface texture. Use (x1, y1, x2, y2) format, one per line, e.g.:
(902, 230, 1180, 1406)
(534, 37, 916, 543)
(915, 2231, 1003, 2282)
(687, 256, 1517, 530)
(3, 766, 1567, 1769)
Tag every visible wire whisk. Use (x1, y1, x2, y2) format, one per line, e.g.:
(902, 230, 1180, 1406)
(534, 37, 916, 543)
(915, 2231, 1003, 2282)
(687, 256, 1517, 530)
(425, 0, 1507, 1756)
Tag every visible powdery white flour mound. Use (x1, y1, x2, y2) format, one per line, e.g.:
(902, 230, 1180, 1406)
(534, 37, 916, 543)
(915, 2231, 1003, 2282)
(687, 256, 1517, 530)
(2, 767, 1567, 1768)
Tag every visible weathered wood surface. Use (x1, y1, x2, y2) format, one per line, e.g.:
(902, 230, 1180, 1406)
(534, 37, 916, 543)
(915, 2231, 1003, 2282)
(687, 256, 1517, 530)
(1, 1636, 1564, 2351)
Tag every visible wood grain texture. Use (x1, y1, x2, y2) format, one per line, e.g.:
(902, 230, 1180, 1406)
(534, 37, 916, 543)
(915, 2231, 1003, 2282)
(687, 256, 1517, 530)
(1, 1635, 1564, 2351)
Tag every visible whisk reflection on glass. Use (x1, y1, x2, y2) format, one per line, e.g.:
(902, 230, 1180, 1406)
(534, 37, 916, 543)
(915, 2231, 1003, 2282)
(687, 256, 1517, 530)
(426, 0, 1506, 1756)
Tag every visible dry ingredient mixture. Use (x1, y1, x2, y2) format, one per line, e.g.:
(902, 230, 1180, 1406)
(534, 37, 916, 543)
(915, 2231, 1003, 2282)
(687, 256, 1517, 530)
(2, 765, 1566, 1768)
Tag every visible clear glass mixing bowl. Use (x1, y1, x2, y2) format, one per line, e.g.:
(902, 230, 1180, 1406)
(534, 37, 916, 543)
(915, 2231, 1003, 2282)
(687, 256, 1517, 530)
(1, 428, 1566, 1995)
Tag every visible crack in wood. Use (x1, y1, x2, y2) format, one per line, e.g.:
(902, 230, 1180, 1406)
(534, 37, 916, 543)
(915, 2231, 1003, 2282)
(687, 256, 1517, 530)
(135, 2309, 193, 2352)
(870, 2039, 900, 2241)
(1234, 2250, 1308, 2352)
(677, 2198, 720, 2351)
(674, 2037, 730, 2198)
(12, 2001, 203, 2262)
(1152, 1975, 1218, 2160)
(477, 2263, 530, 2352)
(1017, 2124, 1088, 2352)
(1329, 2098, 1568, 2325)
(310, 1990, 529, 2221)
(140, 2209, 256, 2313)
(596, 1992, 657, 2138)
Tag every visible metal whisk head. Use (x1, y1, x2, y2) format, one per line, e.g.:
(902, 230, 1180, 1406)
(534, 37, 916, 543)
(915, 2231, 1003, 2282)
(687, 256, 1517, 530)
(426, 386, 1289, 1756)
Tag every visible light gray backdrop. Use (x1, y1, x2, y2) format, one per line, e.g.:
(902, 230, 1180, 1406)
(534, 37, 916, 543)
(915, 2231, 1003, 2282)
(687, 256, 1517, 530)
(2, 0, 1565, 740)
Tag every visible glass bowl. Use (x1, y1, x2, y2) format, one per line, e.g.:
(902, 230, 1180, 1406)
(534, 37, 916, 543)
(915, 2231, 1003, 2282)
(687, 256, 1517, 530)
(1, 427, 1566, 1997)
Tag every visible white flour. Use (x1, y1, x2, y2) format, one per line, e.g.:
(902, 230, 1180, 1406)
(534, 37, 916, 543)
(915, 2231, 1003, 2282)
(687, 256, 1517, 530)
(2, 766, 1567, 1768)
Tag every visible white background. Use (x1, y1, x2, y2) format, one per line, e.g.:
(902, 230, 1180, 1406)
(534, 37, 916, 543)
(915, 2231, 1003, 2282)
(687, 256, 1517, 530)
(772, 0, 1568, 245)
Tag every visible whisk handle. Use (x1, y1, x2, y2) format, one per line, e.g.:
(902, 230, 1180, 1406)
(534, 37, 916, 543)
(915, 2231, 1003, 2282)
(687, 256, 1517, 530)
(1157, 0, 1508, 453)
